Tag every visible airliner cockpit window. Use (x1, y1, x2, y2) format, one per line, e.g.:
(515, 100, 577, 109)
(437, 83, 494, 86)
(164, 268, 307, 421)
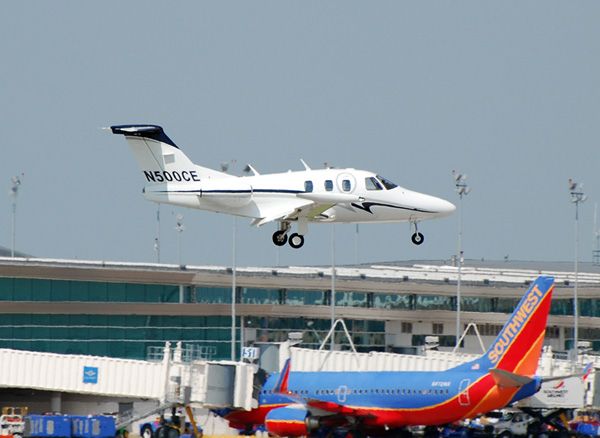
(365, 177, 383, 191)
(377, 175, 398, 190)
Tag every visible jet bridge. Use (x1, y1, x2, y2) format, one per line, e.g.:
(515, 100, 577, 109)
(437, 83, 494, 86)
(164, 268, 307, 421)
(0, 343, 255, 411)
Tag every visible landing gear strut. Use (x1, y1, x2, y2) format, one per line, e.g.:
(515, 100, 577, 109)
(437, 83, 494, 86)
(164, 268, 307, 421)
(411, 222, 424, 245)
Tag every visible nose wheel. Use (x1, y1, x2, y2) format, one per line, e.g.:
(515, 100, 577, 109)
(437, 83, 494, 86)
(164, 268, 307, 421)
(410, 222, 424, 245)
(411, 232, 424, 245)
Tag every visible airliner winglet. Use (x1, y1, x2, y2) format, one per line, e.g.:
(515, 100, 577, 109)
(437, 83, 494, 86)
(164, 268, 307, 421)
(110, 124, 455, 248)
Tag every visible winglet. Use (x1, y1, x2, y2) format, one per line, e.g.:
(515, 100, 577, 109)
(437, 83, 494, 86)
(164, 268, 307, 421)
(582, 363, 594, 382)
(273, 358, 291, 393)
(300, 159, 311, 171)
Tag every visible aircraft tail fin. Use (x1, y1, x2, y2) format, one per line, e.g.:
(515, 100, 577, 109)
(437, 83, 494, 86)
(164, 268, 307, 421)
(457, 276, 554, 376)
(273, 358, 292, 394)
(111, 125, 230, 182)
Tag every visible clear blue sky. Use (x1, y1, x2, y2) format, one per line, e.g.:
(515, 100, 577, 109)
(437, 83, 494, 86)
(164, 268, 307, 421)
(1, 2, 599, 267)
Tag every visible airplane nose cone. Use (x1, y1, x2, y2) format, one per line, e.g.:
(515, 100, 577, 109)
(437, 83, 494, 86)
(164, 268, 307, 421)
(436, 198, 456, 217)
(420, 195, 455, 217)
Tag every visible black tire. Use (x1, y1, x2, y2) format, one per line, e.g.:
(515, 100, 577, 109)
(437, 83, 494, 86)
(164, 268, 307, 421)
(272, 230, 288, 246)
(411, 232, 424, 245)
(141, 425, 153, 438)
(497, 432, 512, 438)
(288, 233, 305, 249)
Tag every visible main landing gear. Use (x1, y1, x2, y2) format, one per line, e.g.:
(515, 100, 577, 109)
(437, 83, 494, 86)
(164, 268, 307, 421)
(411, 222, 424, 245)
(272, 222, 305, 249)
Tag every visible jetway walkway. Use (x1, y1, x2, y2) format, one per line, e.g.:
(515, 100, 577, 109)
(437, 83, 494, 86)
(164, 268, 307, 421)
(0, 343, 255, 411)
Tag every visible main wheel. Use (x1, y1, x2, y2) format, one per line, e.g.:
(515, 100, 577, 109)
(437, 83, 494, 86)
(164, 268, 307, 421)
(141, 425, 153, 438)
(272, 230, 288, 246)
(411, 232, 424, 245)
(289, 233, 305, 249)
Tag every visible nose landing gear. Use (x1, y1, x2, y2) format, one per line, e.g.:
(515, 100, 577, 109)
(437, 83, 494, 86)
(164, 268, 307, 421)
(410, 222, 424, 245)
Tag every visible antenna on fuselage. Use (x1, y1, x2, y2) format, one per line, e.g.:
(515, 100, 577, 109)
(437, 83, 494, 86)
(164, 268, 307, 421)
(300, 159, 311, 171)
(244, 164, 260, 176)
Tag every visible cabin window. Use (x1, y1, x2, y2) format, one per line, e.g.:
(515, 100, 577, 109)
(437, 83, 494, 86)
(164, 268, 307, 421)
(304, 180, 313, 192)
(342, 179, 351, 192)
(365, 177, 383, 191)
(325, 180, 333, 191)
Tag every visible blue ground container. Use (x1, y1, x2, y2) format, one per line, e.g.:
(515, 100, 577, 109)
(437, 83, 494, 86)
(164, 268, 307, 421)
(71, 416, 116, 438)
(25, 415, 72, 438)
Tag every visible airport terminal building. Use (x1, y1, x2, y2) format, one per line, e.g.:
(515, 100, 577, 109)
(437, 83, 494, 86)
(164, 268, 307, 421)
(1, 256, 600, 361)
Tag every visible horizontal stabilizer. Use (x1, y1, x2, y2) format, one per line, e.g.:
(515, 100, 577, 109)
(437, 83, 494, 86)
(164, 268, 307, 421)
(490, 368, 534, 388)
(541, 363, 595, 383)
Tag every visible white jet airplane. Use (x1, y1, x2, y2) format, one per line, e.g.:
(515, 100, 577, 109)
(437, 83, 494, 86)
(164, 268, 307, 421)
(111, 125, 455, 249)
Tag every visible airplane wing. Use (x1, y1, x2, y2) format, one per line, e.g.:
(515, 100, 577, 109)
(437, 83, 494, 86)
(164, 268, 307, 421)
(251, 199, 315, 227)
(251, 193, 364, 227)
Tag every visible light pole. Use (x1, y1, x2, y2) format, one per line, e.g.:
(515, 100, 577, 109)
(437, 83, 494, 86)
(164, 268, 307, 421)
(568, 178, 586, 360)
(453, 170, 470, 347)
(9, 174, 23, 258)
(154, 204, 161, 263)
(330, 224, 336, 350)
(174, 214, 184, 265)
(231, 215, 237, 361)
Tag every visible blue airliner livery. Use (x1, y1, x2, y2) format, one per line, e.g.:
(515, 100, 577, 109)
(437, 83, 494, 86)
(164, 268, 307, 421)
(221, 276, 559, 437)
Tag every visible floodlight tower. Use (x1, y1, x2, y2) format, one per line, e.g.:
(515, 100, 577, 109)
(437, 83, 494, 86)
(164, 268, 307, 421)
(593, 203, 600, 266)
(154, 205, 161, 263)
(9, 174, 23, 258)
(568, 178, 586, 360)
(453, 170, 470, 347)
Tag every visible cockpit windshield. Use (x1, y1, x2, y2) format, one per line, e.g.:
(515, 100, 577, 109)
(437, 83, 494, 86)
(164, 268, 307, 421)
(376, 175, 398, 190)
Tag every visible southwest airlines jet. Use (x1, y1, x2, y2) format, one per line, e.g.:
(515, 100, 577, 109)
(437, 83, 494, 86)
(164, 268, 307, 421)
(221, 276, 558, 437)
(110, 125, 455, 248)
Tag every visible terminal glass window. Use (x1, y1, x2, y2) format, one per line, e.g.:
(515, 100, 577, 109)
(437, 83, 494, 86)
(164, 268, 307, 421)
(0, 278, 179, 303)
(195, 287, 231, 304)
(373, 293, 414, 310)
(365, 177, 383, 191)
(415, 295, 454, 311)
(461, 297, 494, 313)
(285, 289, 325, 306)
(335, 291, 367, 307)
(304, 181, 313, 192)
(550, 299, 572, 316)
(324, 180, 333, 191)
(242, 288, 282, 305)
(495, 297, 519, 314)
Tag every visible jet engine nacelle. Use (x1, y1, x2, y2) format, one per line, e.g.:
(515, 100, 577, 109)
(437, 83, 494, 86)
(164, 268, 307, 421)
(265, 405, 318, 437)
(198, 178, 253, 208)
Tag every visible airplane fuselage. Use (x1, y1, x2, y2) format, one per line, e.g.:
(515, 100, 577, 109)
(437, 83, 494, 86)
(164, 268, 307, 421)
(226, 369, 540, 431)
(142, 167, 454, 224)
